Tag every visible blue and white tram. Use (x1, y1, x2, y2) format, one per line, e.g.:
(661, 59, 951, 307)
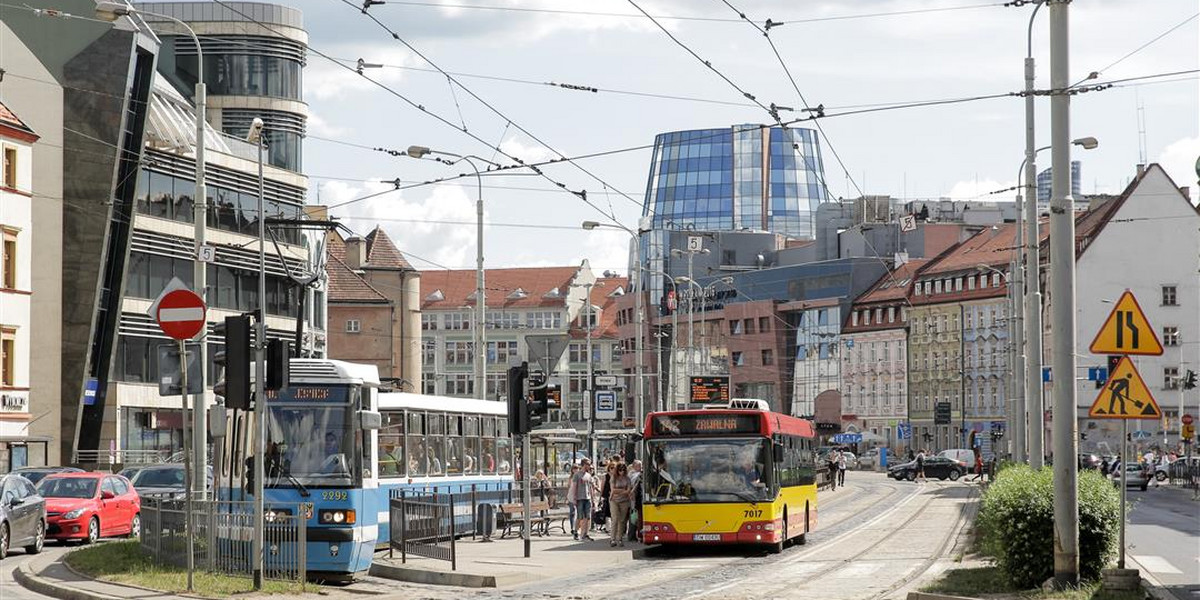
(220, 359, 514, 579)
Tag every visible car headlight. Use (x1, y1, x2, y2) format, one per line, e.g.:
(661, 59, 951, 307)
(318, 509, 355, 524)
(63, 509, 85, 520)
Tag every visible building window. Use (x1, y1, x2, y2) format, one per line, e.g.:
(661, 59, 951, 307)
(874, 308, 882, 324)
(1164, 366, 1179, 390)
(488, 340, 519, 364)
(0, 328, 14, 386)
(1163, 326, 1180, 347)
(887, 307, 895, 323)
(422, 373, 436, 395)
(759, 317, 770, 332)
(421, 313, 438, 330)
(730, 320, 743, 335)
(732, 351, 744, 366)
(1162, 285, 1178, 306)
(955, 277, 963, 291)
(421, 339, 435, 366)
(934, 280, 943, 294)
(851, 312, 859, 327)
(345, 319, 361, 333)
(527, 311, 562, 329)
(915, 284, 923, 296)
(445, 341, 474, 365)
(446, 374, 473, 396)
(489, 311, 521, 329)
(744, 319, 755, 334)
(967, 276, 975, 291)
(924, 281, 931, 295)
(992, 273, 1001, 287)
(443, 313, 470, 330)
(761, 349, 774, 365)
(1, 229, 16, 289)
(3, 147, 16, 188)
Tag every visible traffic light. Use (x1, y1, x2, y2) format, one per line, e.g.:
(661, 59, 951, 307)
(528, 378, 560, 430)
(1184, 370, 1197, 390)
(215, 315, 252, 410)
(506, 362, 529, 435)
(266, 338, 290, 391)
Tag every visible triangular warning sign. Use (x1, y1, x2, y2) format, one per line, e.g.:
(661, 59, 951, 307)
(1089, 290, 1163, 356)
(1089, 356, 1162, 419)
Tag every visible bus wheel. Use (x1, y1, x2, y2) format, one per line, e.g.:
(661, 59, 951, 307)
(769, 514, 786, 554)
(796, 503, 808, 545)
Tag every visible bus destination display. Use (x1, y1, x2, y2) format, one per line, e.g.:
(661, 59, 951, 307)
(651, 413, 760, 436)
(265, 386, 350, 403)
(690, 376, 730, 403)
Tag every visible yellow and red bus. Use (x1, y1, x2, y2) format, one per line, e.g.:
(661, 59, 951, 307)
(641, 400, 818, 552)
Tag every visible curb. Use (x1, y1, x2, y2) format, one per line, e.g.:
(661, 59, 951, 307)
(1125, 555, 1180, 600)
(905, 593, 980, 600)
(369, 560, 510, 588)
(14, 561, 122, 600)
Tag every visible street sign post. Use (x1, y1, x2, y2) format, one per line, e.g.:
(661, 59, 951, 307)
(1087, 356, 1162, 419)
(595, 375, 618, 387)
(594, 390, 618, 420)
(1089, 290, 1164, 356)
(155, 289, 207, 341)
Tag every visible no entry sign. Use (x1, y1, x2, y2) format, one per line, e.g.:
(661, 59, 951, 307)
(156, 289, 207, 340)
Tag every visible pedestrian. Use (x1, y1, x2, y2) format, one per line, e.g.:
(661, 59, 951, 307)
(970, 448, 983, 482)
(915, 448, 927, 484)
(609, 463, 633, 547)
(827, 450, 840, 490)
(597, 460, 615, 533)
(572, 459, 595, 541)
(628, 460, 643, 542)
(837, 449, 847, 486)
(566, 463, 580, 539)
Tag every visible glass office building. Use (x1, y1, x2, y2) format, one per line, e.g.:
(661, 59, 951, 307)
(642, 125, 830, 239)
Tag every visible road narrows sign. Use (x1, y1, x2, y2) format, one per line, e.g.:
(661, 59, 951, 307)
(1089, 290, 1163, 356)
(156, 289, 207, 341)
(1088, 356, 1162, 419)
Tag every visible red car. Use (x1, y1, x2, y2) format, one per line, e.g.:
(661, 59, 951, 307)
(38, 473, 141, 543)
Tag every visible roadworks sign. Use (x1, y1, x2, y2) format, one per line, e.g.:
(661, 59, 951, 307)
(1088, 356, 1162, 419)
(1089, 290, 1163, 356)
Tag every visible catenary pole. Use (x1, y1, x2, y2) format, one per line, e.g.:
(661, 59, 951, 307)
(252, 135, 267, 590)
(1049, 0, 1080, 585)
(1024, 1, 1046, 469)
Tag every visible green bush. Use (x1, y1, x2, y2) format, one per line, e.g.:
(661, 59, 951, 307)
(976, 464, 1120, 588)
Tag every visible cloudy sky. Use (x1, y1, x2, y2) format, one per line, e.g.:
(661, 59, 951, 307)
(296, 0, 1198, 274)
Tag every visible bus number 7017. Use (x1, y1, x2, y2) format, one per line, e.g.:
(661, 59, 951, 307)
(743, 509, 762, 518)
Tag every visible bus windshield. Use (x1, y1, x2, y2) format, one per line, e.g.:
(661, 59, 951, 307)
(265, 387, 358, 487)
(645, 438, 773, 503)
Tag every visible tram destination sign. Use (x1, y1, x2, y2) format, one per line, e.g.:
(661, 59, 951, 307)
(650, 413, 760, 436)
(690, 376, 731, 404)
(265, 385, 350, 403)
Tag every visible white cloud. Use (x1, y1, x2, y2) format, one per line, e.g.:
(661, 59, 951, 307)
(1156, 136, 1200, 194)
(305, 44, 417, 101)
(328, 183, 481, 269)
(498, 135, 560, 164)
(945, 178, 1013, 202)
(307, 110, 348, 138)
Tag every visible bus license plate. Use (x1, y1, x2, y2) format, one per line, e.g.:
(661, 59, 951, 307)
(693, 534, 721, 542)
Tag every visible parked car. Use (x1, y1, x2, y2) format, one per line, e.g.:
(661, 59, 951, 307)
(10, 466, 84, 486)
(858, 448, 881, 469)
(1112, 462, 1151, 491)
(0, 473, 46, 559)
(38, 473, 141, 544)
(889, 456, 969, 481)
(117, 466, 144, 481)
(129, 464, 212, 499)
(937, 449, 975, 465)
(1078, 453, 1102, 471)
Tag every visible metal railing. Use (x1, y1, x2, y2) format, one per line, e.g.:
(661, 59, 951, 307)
(139, 497, 307, 583)
(390, 492, 457, 570)
(74, 448, 172, 465)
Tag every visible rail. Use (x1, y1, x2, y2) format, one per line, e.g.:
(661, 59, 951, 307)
(139, 497, 307, 583)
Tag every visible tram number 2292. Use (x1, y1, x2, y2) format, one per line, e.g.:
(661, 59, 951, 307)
(743, 509, 762, 518)
(322, 490, 348, 501)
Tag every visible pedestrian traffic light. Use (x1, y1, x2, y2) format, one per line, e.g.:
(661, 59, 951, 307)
(1184, 370, 1197, 390)
(214, 315, 252, 410)
(266, 338, 290, 391)
(506, 362, 529, 435)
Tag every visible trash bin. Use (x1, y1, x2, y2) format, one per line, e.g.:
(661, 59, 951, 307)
(477, 502, 497, 539)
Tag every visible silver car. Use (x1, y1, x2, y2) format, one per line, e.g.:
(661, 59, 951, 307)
(1, 474, 46, 559)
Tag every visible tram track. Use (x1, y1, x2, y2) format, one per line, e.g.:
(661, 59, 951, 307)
(864, 485, 978, 600)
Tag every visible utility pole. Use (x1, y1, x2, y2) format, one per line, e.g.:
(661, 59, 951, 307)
(1024, 1, 1046, 468)
(1012, 198, 1026, 463)
(250, 126, 267, 591)
(586, 283, 596, 462)
(1049, 0, 1080, 586)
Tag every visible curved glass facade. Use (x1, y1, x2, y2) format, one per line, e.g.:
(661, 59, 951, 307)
(643, 125, 828, 239)
(177, 54, 302, 101)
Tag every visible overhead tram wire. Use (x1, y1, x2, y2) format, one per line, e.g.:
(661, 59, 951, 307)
(1069, 11, 1199, 88)
(376, 1, 1004, 25)
(347, 0, 645, 218)
(209, 0, 629, 228)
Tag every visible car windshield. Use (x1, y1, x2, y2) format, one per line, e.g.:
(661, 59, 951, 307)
(39, 478, 97, 498)
(133, 467, 185, 488)
(18, 470, 54, 485)
(266, 400, 356, 487)
(645, 438, 773, 503)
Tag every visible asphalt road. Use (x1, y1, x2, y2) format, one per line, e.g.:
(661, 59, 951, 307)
(1124, 485, 1200, 599)
(0, 542, 70, 600)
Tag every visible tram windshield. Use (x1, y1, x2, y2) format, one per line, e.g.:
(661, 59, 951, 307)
(644, 438, 773, 503)
(264, 385, 358, 487)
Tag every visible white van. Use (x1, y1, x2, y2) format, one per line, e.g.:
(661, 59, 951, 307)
(938, 449, 975, 465)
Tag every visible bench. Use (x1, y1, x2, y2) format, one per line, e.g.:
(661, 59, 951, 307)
(498, 500, 552, 538)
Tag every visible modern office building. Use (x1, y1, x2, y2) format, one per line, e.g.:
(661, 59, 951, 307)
(136, 2, 308, 172)
(1036, 160, 1081, 206)
(642, 125, 829, 238)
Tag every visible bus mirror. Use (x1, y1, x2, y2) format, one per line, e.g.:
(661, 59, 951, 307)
(773, 443, 784, 463)
(359, 410, 382, 430)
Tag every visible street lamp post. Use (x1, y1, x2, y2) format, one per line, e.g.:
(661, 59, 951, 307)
(671, 247, 709, 385)
(96, 0, 209, 502)
(246, 118, 267, 590)
(1019, 137, 1098, 467)
(645, 267, 678, 410)
(410, 147, 495, 400)
(581, 221, 647, 424)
